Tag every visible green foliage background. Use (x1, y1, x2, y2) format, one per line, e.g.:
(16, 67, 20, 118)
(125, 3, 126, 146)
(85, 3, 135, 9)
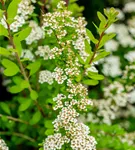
(0, 0, 135, 150)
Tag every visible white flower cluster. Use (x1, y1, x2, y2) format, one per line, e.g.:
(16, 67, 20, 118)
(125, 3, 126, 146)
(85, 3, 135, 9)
(120, 132, 135, 146)
(106, 23, 135, 48)
(0, 0, 35, 32)
(104, 39, 119, 52)
(53, 94, 66, 110)
(21, 49, 35, 61)
(53, 106, 79, 131)
(35, 46, 64, 60)
(103, 2, 135, 79)
(42, 1, 97, 149)
(39, 70, 54, 85)
(44, 133, 69, 150)
(124, 51, 135, 62)
(87, 62, 135, 125)
(39, 67, 67, 85)
(102, 56, 122, 77)
(70, 123, 96, 150)
(51, 105, 96, 149)
(67, 79, 88, 97)
(123, 1, 135, 13)
(65, 67, 80, 77)
(26, 21, 44, 45)
(0, 139, 8, 150)
(52, 67, 67, 84)
(42, 1, 89, 61)
(35, 45, 51, 60)
(95, 81, 129, 124)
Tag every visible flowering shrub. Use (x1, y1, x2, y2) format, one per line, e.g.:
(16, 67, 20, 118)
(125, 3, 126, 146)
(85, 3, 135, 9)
(82, 1, 135, 149)
(1, 0, 133, 150)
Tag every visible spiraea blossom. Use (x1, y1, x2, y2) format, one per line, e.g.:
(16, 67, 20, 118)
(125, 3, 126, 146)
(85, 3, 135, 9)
(123, 1, 135, 13)
(0, 0, 35, 32)
(35, 1, 119, 149)
(39, 70, 54, 85)
(87, 62, 135, 125)
(124, 51, 135, 62)
(102, 56, 122, 77)
(26, 21, 44, 45)
(0, 139, 8, 150)
(37, 1, 97, 149)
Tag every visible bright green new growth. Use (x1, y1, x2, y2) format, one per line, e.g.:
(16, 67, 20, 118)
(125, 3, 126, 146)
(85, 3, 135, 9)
(0, 0, 134, 150)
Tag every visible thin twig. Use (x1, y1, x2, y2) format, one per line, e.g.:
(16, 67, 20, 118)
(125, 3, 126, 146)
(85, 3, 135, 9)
(1, 0, 46, 118)
(0, 114, 29, 125)
(65, 0, 69, 6)
(89, 23, 108, 65)
(0, 131, 36, 142)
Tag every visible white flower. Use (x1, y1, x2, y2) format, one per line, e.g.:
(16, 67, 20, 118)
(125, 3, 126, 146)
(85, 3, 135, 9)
(0, 139, 9, 150)
(0, 0, 35, 32)
(102, 56, 122, 77)
(41, 2, 97, 149)
(21, 49, 35, 61)
(57, 1, 66, 9)
(104, 40, 119, 52)
(39, 70, 54, 85)
(128, 27, 135, 37)
(105, 24, 116, 34)
(123, 2, 135, 13)
(43, 133, 69, 150)
(52, 67, 67, 84)
(35, 45, 53, 60)
(128, 89, 135, 104)
(86, 65, 98, 74)
(116, 8, 125, 20)
(53, 94, 66, 110)
(26, 21, 44, 44)
(124, 51, 135, 62)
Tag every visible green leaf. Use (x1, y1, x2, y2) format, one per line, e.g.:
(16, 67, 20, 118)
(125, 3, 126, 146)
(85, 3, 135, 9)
(1, 115, 8, 122)
(45, 129, 54, 135)
(97, 11, 106, 23)
(16, 27, 32, 41)
(30, 111, 41, 125)
(75, 74, 82, 82)
(0, 9, 4, 19)
(27, 61, 41, 76)
(86, 29, 98, 44)
(93, 51, 110, 62)
(99, 33, 116, 49)
(19, 99, 32, 111)
(13, 36, 22, 56)
(0, 102, 11, 115)
(2, 59, 20, 76)
(77, 54, 85, 64)
(45, 120, 53, 128)
(88, 71, 104, 80)
(20, 80, 30, 89)
(0, 24, 8, 37)
(10, 77, 29, 93)
(9, 85, 23, 93)
(92, 22, 99, 31)
(12, 76, 23, 84)
(0, 47, 11, 56)
(7, 0, 21, 24)
(82, 79, 99, 86)
(9, 48, 18, 53)
(104, 8, 109, 18)
(37, 1, 44, 6)
(85, 55, 91, 65)
(85, 40, 92, 55)
(30, 90, 38, 100)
